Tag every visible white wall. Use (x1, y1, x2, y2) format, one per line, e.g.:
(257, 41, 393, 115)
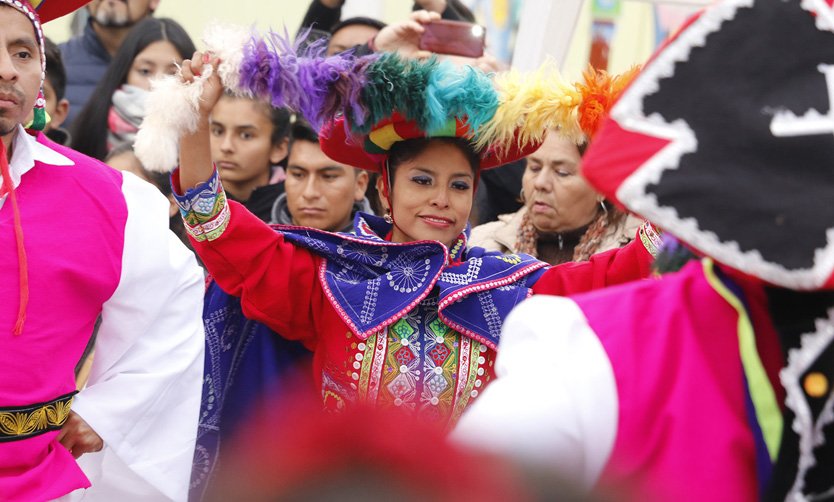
(44, 0, 414, 45)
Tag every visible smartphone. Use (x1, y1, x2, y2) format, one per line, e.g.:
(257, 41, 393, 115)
(419, 19, 486, 59)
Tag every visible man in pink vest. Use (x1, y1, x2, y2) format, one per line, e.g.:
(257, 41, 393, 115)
(0, 1, 204, 500)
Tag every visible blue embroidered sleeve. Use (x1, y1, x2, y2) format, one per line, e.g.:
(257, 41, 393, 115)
(172, 168, 230, 242)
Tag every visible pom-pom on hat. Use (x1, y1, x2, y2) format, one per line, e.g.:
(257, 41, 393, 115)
(235, 31, 639, 172)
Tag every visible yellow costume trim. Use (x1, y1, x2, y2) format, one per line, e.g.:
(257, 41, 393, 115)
(0, 392, 76, 442)
(368, 123, 405, 152)
(702, 259, 783, 461)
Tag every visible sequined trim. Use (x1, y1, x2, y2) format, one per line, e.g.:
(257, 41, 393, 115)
(639, 221, 663, 257)
(174, 169, 231, 242)
(451, 339, 486, 423)
(366, 329, 389, 401)
(780, 306, 834, 499)
(0, 391, 77, 442)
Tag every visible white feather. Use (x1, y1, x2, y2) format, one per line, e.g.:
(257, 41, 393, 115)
(135, 22, 255, 173)
(135, 72, 207, 173)
(203, 22, 256, 95)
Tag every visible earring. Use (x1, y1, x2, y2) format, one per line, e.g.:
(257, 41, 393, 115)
(383, 211, 393, 224)
(519, 188, 526, 204)
(598, 198, 608, 215)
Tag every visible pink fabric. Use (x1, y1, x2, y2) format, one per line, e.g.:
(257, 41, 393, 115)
(574, 261, 758, 502)
(0, 135, 127, 500)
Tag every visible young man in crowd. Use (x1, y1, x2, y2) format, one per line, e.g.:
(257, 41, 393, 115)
(272, 119, 371, 230)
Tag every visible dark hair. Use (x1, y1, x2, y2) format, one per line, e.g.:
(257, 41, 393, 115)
(411, 0, 476, 23)
(386, 137, 479, 186)
(269, 105, 292, 147)
(71, 18, 196, 160)
(329, 16, 387, 35)
(288, 117, 319, 151)
(446, 0, 477, 23)
(43, 37, 66, 101)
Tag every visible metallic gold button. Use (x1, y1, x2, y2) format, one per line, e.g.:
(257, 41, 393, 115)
(804, 372, 829, 398)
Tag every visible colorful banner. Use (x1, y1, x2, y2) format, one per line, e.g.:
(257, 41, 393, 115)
(590, 0, 621, 69)
(464, 0, 523, 63)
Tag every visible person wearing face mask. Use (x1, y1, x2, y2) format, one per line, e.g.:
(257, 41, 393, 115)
(470, 69, 643, 266)
(70, 17, 195, 162)
(59, 0, 160, 127)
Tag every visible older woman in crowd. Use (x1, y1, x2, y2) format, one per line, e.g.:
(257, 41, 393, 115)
(471, 68, 642, 265)
(470, 130, 640, 265)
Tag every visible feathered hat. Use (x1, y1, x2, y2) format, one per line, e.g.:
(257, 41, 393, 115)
(135, 26, 638, 175)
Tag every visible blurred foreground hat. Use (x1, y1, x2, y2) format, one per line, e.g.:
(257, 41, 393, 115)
(580, 0, 834, 290)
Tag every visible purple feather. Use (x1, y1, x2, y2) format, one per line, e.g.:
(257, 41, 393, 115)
(297, 54, 356, 129)
(238, 26, 381, 132)
(240, 38, 278, 98)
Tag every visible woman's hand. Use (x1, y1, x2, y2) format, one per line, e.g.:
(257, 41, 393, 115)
(177, 51, 223, 192)
(374, 10, 441, 59)
(180, 51, 223, 120)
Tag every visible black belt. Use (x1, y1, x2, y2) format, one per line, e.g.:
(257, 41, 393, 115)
(0, 391, 78, 442)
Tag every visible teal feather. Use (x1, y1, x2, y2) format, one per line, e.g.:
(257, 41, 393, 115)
(428, 64, 498, 135)
(397, 57, 436, 130)
(349, 53, 498, 141)
(356, 53, 409, 134)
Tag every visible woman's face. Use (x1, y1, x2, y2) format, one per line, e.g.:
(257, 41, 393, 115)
(126, 40, 181, 90)
(382, 141, 475, 248)
(524, 132, 600, 234)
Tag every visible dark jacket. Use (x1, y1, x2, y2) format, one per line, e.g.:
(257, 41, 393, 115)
(59, 20, 111, 128)
(227, 183, 286, 224)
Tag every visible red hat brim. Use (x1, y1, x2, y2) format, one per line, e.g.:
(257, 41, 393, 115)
(30, 0, 90, 23)
(319, 114, 541, 173)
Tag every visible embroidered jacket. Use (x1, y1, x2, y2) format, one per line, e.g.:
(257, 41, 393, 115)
(174, 168, 654, 426)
